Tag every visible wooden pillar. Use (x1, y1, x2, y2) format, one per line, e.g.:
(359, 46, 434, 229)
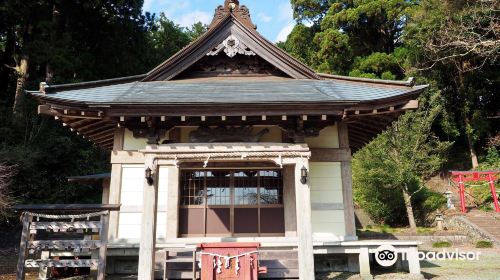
(458, 174, 466, 213)
(166, 166, 179, 239)
(16, 213, 32, 280)
(339, 122, 356, 238)
(283, 165, 297, 237)
(294, 160, 315, 280)
(38, 251, 50, 280)
(97, 212, 110, 280)
(108, 127, 124, 240)
(138, 155, 159, 280)
(108, 164, 122, 240)
(102, 178, 110, 204)
(487, 174, 500, 212)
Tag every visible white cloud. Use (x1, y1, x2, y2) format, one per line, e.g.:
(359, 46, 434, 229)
(174, 10, 212, 27)
(257, 12, 272, 23)
(143, 0, 154, 12)
(275, 22, 295, 42)
(277, 2, 294, 22)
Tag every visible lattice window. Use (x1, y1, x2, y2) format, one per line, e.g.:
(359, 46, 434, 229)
(259, 170, 283, 204)
(234, 171, 258, 205)
(180, 171, 205, 205)
(206, 171, 231, 206)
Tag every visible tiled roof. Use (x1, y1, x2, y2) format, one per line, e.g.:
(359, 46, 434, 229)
(30, 79, 427, 105)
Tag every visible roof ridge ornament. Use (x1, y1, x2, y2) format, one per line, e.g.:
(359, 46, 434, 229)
(207, 35, 256, 58)
(209, 0, 256, 30)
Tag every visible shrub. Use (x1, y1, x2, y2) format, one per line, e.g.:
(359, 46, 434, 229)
(432, 241, 451, 248)
(475, 241, 493, 248)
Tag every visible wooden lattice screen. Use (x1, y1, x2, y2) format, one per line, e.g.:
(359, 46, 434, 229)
(14, 204, 120, 280)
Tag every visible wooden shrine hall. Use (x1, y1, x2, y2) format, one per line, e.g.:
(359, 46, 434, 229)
(28, 0, 428, 279)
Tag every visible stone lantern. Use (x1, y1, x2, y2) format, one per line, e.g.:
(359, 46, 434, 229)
(444, 190, 455, 210)
(435, 212, 444, 231)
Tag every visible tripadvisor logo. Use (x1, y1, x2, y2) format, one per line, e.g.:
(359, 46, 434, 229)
(375, 245, 398, 267)
(374, 244, 482, 267)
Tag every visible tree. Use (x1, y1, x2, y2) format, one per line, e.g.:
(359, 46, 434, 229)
(291, 0, 333, 24)
(0, 163, 15, 217)
(147, 13, 191, 64)
(186, 22, 208, 41)
(405, 0, 499, 168)
(353, 92, 452, 230)
(285, 0, 417, 76)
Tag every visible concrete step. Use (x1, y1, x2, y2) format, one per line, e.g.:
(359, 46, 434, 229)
(464, 210, 500, 242)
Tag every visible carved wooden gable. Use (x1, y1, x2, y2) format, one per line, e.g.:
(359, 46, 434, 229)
(142, 1, 319, 81)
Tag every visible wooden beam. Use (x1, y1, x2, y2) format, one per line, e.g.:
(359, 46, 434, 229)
(348, 129, 375, 144)
(402, 99, 419, 110)
(67, 118, 95, 128)
(310, 148, 351, 162)
(92, 133, 115, 142)
(349, 121, 385, 135)
(88, 128, 115, 139)
(95, 138, 114, 147)
(348, 133, 369, 146)
(78, 121, 109, 132)
(81, 124, 115, 136)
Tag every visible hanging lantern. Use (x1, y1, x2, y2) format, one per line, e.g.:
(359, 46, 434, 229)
(300, 166, 308, 184)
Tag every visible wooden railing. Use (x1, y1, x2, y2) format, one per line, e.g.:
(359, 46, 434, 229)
(13, 204, 120, 280)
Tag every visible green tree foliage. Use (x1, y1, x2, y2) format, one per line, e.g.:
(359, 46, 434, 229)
(291, 0, 333, 23)
(405, 0, 499, 168)
(186, 22, 209, 41)
(0, 0, 197, 223)
(285, 0, 416, 77)
(147, 13, 191, 65)
(353, 93, 452, 229)
(286, 0, 498, 225)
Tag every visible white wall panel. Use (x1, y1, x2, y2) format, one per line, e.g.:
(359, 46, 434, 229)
(309, 162, 346, 239)
(305, 125, 339, 148)
(117, 165, 169, 240)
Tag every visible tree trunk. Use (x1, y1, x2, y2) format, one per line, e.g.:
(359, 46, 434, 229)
(13, 55, 29, 113)
(402, 188, 417, 231)
(46, 2, 60, 84)
(464, 116, 479, 168)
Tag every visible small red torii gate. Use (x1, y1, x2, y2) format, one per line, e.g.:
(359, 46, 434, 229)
(450, 170, 500, 213)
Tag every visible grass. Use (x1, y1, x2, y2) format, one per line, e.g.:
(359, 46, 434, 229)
(432, 241, 452, 248)
(360, 225, 437, 235)
(475, 240, 493, 248)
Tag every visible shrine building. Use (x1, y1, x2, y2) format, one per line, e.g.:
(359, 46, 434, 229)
(29, 1, 427, 279)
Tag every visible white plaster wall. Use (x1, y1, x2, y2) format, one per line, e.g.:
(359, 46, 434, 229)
(117, 165, 168, 241)
(305, 125, 340, 148)
(309, 162, 346, 239)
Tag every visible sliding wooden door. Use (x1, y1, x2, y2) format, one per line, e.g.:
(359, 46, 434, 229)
(178, 168, 284, 237)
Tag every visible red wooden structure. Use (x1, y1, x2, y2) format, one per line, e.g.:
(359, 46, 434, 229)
(450, 171, 500, 213)
(197, 243, 266, 280)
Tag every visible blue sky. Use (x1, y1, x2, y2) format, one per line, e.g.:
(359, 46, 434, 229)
(143, 0, 296, 42)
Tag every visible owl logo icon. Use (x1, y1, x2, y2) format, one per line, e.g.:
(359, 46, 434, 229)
(375, 244, 398, 267)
